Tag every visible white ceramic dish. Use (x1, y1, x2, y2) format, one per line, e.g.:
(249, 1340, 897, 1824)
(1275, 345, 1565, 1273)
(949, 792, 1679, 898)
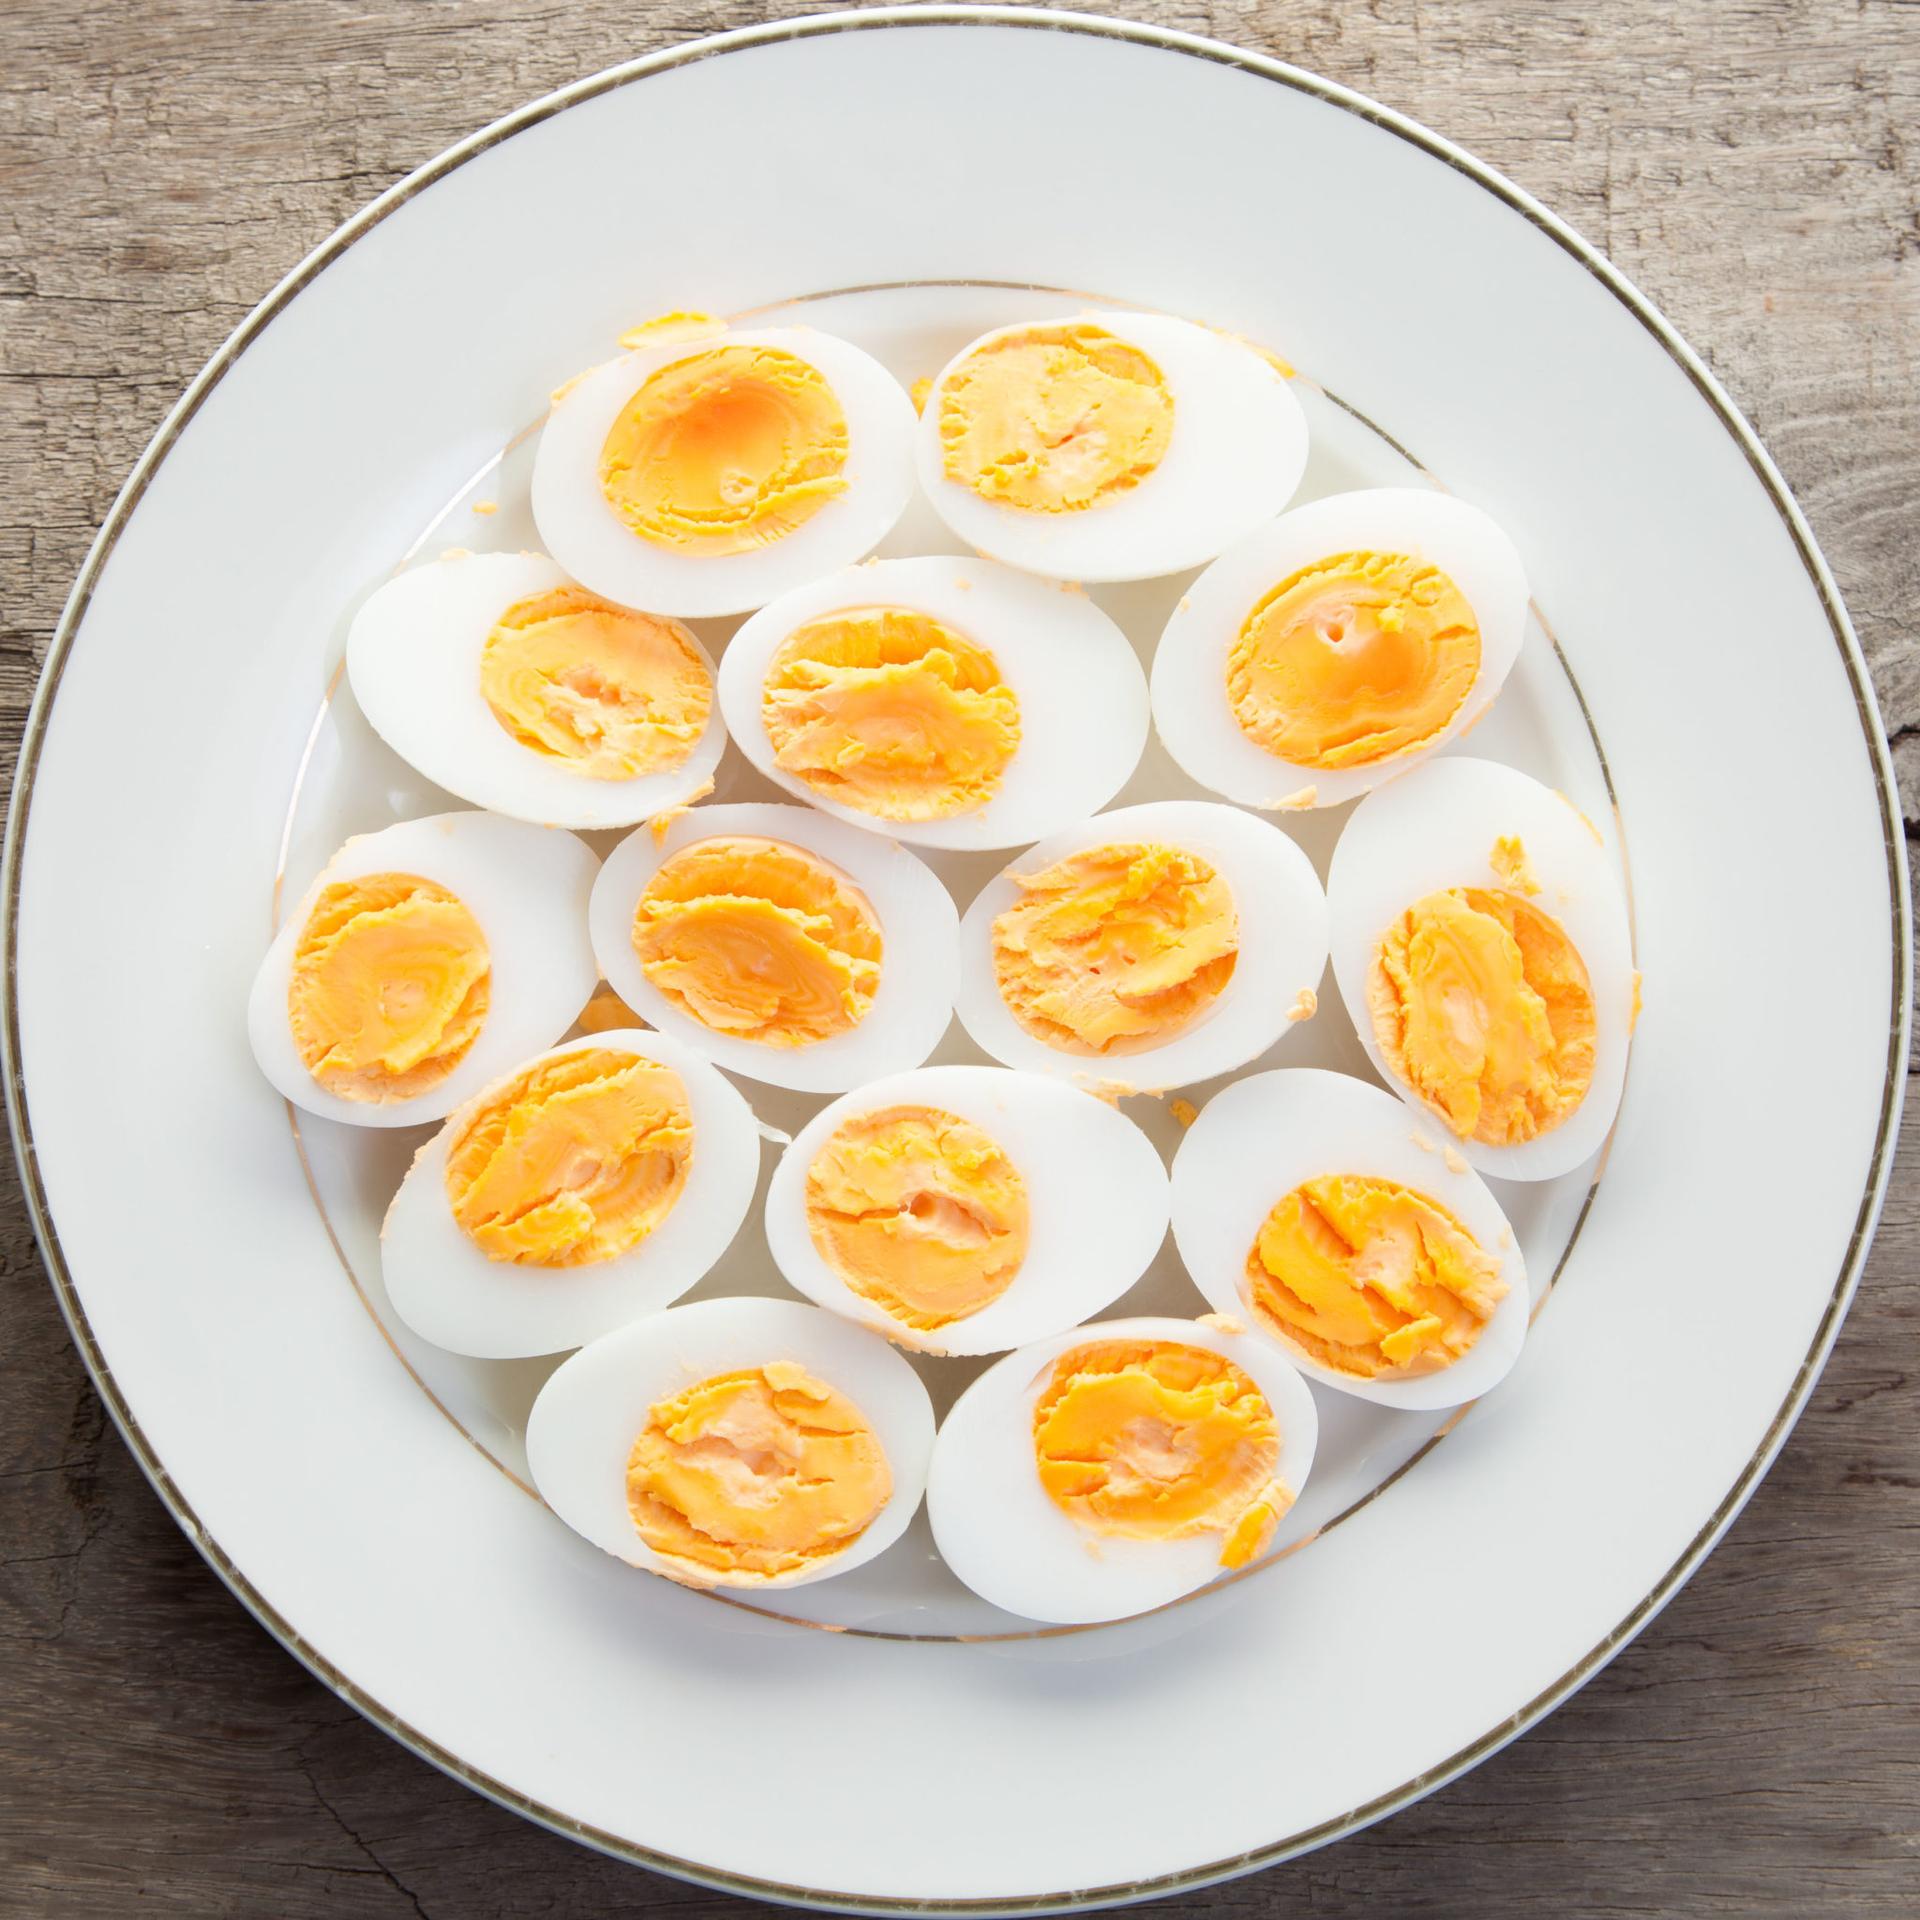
(2, 9, 1906, 1912)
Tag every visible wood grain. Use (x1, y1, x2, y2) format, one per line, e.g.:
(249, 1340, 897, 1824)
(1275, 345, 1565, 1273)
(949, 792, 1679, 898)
(3, 2, 1916, 1914)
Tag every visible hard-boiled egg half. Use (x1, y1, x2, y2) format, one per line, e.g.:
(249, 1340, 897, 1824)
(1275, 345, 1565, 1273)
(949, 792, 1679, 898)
(955, 800, 1328, 1091)
(1327, 758, 1635, 1181)
(527, 1297, 935, 1590)
(346, 551, 723, 829)
(588, 802, 959, 1093)
(764, 1066, 1170, 1356)
(380, 1029, 761, 1359)
(717, 556, 1149, 849)
(1152, 489, 1529, 810)
(248, 812, 598, 1127)
(928, 1315, 1318, 1625)
(915, 313, 1308, 582)
(1171, 1069, 1528, 1408)
(532, 324, 916, 618)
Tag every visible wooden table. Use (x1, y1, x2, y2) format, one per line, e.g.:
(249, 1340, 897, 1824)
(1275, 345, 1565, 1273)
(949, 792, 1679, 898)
(3, 3, 1915, 1913)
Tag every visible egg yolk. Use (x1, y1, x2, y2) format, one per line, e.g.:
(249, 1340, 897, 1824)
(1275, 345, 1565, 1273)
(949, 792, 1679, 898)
(575, 984, 643, 1034)
(480, 587, 711, 781)
(598, 344, 847, 555)
(442, 1048, 692, 1267)
(626, 1362, 891, 1582)
(287, 872, 490, 1102)
(939, 324, 1173, 514)
(804, 1105, 1030, 1331)
(1032, 1340, 1290, 1570)
(1246, 1175, 1507, 1376)
(1369, 887, 1597, 1145)
(992, 842, 1238, 1055)
(1225, 551, 1480, 769)
(761, 606, 1021, 822)
(632, 836, 882, 1047)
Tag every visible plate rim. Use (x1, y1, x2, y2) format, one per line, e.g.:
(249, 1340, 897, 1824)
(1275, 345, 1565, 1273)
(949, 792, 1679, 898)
(3, 7, 1909, 1911)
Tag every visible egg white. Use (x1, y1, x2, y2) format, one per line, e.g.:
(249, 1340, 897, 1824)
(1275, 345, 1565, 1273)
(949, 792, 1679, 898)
(380, 1029, 762, 1359)
(927, 1314, 1319, 1625)
(1171, 1068, 1528, 1409)
(717, 556, 1149, 850)
(1151, 488, 1530, 810)
(954, 799, 1329, 1092)
(914, 312, 1308, 583)
(345, 551, 724, 830)
(764, 1065, 1170, 1356)
(526, 1296, 936, 1590)
(588, 801, 959, 1094)
(1327, 758, 1635, 1181)
(248, 812, 600, 1128)
(532, 327, 917, 618)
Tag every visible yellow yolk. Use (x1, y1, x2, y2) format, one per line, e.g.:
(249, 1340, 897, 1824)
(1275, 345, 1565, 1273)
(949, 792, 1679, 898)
(632, 836, 882, 1047)
(599, 344, 848, 555)
(991, 842, 1239, 1055)
(442, 1048, 692, 1266)
(1225, 551, 1481, 769)
(287, 872, 490, 1102)
(480, 587, 711, 781)
(1368, 887, 1598, 1145)
(1032, 1340, 1289, 1570)
(575, 984, 643, 1034)
(761, 606, 1021, 822)
(1489, 834, 1542, 896)
(804, 1105, 1030, 1331)
(939, 324, 1173, 514)
(1245, 1175, 1507, 1377)
(626, 1362, 891, 1582)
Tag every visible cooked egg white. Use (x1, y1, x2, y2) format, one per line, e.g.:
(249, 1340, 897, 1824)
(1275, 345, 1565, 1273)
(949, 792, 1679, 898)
(718, 556, 1150, 850)
(915, 313, 1308, 582)
(526, 1296, 935, 1590)
(248, 812, 599, 1127)
(764, 1065, 1170, 1355)
(1327, 758, 1635, 1180)
(346, 551, 724, 829)
(1152, 489, 1529, 809)
(927, 1314, 1318, 1624)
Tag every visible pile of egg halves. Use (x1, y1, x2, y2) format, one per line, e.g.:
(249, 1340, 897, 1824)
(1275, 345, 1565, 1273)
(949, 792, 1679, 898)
(247, 311, 1635, 1627)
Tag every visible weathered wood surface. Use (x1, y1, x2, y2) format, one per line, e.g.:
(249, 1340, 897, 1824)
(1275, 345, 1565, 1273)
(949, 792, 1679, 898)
(2, 1, 1916, 1913)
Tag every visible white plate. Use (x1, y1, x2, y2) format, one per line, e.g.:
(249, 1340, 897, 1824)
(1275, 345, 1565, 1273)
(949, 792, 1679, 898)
(2, 8, 1906, 1911)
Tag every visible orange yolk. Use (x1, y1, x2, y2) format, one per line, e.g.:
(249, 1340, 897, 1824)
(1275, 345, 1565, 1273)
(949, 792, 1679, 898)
(761, 605, 1021, 822)
(599, 344, 847, 555)
(626, 1362, 891, 1583)
(1368, 887, 1597, 1145)
(939, 324, 1173, 514)
(804, 1105, 1030, 1331)
(631, 836, 882, 1047)
(1245, 1175, 1507, 1377)
(991, 842, 1238, 1055)
(287, 872, 490, 1102)
(442, 1048, 692, 1267)
(1032, 1340, 1290, 1570)
(480, 587, 711, 781)
(575, 984, 643, 1034)
(1225, 551, 1480, 769)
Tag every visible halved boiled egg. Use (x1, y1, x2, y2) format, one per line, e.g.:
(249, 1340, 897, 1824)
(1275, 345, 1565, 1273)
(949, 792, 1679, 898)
(927, 1315, 1318, 1624)
(248, 812, 598, 1127)
(915, 313, 1308, 582)
(532, 325, 916, 618)
(526, 1296, 935, 1590)
(1171, 1068, 1527, 1408)
(955, 800, 1328, 1091)
(346, 551, 723, 829)
(1152, 489, 1529, 809)
(764, 1065, 1169, 1356)
(588, 801, 959, 1093)
(380, 1029, 761, 1358)
(1327, 758, 1635, 1181)
(717, 557, 1149, 849)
